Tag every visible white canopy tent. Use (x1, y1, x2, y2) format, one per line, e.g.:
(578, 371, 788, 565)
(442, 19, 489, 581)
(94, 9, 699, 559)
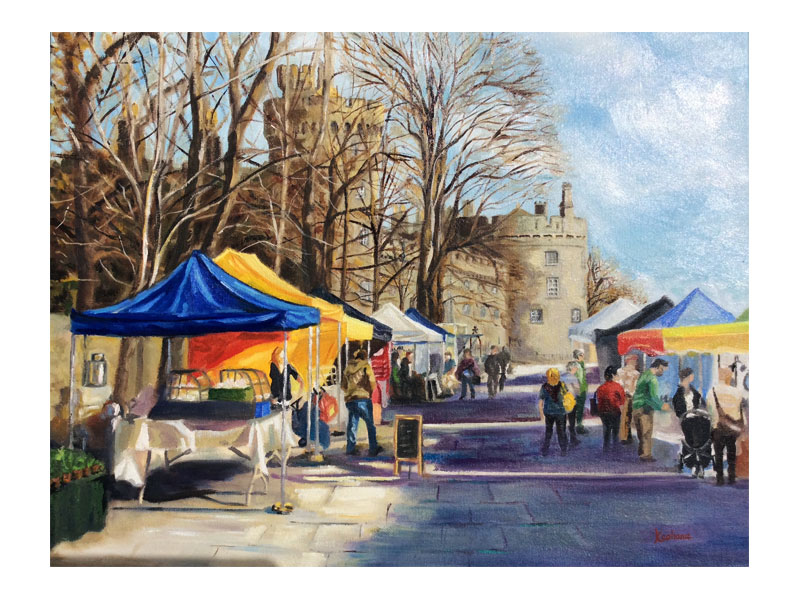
(568, 299, 641, 344)
(374, 304, 441, 399)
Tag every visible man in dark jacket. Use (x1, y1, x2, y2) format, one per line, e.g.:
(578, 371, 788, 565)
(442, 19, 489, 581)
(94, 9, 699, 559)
(399, 351, 413, 400)
(456, 349, 479, 400)
(484, 346, 503, 399)
(673, 367, 703, 419)
(342, 349, 383, 456)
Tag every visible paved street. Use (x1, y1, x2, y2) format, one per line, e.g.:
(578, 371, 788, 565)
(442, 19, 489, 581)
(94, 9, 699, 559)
(51, 366, 748, 566)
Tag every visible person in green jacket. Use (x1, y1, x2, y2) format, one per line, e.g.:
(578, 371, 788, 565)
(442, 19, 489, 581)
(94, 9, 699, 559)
(573, 349, 589, 434)
(631, 358, 672, 461)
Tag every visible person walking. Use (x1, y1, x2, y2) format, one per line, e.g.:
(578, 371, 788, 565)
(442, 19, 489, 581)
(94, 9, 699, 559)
(484, 346, 503, 400)
(562, 361, 582, 447)
(596, 366, 626, 451)
(441, 351, 458, 396)
(399, 350, 414, 400)
(573, 349, 590, 434)
(631, 358, 672, 462)
(342, 349, 384, 457)
(672, 367, 702, 419)
(456, 349, 479, 400)
(499, 346, 512, 385)
(709, 367, 746, 485)
(617, 354, 641, 445)
(539, 368, 569, 456)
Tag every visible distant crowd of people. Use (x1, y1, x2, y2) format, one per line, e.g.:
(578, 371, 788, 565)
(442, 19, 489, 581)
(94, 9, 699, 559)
(268, 340, 747, 482)
(537, 350, 747, 486)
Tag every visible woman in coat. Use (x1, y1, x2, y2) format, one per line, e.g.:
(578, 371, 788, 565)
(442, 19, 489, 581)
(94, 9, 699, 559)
(539, 368, 568, 456)
(672, 367, 703, 419)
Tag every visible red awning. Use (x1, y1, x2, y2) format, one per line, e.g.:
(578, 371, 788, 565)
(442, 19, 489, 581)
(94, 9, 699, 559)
(617, 328, 665, 356)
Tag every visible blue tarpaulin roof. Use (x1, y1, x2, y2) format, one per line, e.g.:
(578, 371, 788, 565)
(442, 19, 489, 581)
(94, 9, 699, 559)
(643, 288, 735, 329)
(70, 251, 321, 337)
(404, 308, 451, 341)
(309, 287, 393, 341)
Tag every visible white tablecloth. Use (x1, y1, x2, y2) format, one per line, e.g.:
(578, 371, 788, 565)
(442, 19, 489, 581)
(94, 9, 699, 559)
(112, 412, 297, 487)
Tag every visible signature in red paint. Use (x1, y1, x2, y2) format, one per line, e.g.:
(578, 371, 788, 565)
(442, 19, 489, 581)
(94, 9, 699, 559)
(654, 528, 692, 543)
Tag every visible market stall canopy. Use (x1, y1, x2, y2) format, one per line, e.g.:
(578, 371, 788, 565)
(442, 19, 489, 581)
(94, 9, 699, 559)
(70, 251, 320, 337)
(643, 288, 735, 329)
(568, 298, 641, 344)
(188, 249, 349, 383)
(310, 287, 391, 342)
(373, 304, 441, 343)
(405, 308, 452, 341)
(214, 249, 346, 324)
(618, 321, 749, 356)
(593, 296, 675, 374)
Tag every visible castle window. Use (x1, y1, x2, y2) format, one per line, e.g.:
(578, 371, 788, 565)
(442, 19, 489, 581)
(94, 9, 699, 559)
(494, 308, 501, 319)
(331, 121, 339, 135)
(464, 279, 472, 291)
(571, 308, 582, 323)
(357, 279, 373, 304)
(344, 122, 352, 136)
(359, 227, 370, 247)
(546, 277, 559, 297)
(545, 251, 558, 266)
(480, 306, 487, 318)
(530, 308, 543, 324)
(491, 286, 497, 295)
(462, 304, 471, 316)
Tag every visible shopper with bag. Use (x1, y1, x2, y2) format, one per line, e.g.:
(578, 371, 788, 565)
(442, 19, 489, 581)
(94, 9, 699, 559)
(596, 366, 627, 451)
(342, 349, 384, 457)
(709, 367, 746, 485)
(539, 368, 569, 456)
(562, 361, 583, 447)
(456, 348, 480, 400)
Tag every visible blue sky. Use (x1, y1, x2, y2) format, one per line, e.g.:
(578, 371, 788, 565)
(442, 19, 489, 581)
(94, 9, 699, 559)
(527, 33, 749, 315)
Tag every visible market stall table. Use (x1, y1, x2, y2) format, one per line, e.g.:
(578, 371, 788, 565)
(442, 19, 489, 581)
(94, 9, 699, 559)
(112, 412, 298, 505)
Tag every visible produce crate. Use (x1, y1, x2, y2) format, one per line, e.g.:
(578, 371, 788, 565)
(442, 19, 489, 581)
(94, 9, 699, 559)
(208, 386, 255, 403)
(50, 473, 107, 548)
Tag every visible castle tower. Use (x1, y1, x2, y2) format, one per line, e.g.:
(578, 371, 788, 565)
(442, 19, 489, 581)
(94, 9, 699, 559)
(496, 182, 588, 362)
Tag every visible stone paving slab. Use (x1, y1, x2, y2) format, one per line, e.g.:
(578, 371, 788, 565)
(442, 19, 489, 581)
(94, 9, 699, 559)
(310, 523, 363, 553)
(436, 482, 492, 502)
(441, 524, 507, 552)
(469, 502, 534, 524)
(387, 502, 472, 525)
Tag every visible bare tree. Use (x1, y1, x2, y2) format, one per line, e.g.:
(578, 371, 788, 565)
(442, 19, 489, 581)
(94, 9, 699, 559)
(344, 32, 563, 321)
(585, 247, 647, 316)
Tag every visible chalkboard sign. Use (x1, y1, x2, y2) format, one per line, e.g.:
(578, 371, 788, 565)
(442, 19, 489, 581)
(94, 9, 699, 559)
(393, 415, 423, 476)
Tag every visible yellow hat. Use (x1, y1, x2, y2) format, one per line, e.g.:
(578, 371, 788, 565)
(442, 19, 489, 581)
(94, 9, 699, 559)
(546, 368, 561, 386)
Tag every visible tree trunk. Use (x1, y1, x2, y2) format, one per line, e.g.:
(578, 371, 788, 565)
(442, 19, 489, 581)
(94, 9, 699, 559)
(113, 338, 135, 410)
(339, 187, 349, 300)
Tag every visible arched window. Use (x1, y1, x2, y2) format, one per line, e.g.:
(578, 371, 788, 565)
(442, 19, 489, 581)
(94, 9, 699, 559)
(331, 121, 339, 135)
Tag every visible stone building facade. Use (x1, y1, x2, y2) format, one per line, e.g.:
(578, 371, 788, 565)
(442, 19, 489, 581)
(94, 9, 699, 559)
(496, 182, 588, 362)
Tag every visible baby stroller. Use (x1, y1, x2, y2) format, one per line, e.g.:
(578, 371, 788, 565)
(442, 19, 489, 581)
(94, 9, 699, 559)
(677, 407, 713, 478)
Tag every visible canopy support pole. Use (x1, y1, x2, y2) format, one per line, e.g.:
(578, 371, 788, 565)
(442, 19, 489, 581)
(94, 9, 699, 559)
(306, 328, 312, 451)
(425, 344, 430, 402)
(280, 332, 288, 508)
(68, 334, 77, 449)
(345, 337, 350, 369)
(313, 326, 321, 459)
(367, 340, 371, 357)
(441, 341, 446, 379)
(336, 322, 342, 431)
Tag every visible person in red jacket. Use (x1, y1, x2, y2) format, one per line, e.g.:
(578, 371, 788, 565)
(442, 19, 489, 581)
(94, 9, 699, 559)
(596, 365, 627, 451)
